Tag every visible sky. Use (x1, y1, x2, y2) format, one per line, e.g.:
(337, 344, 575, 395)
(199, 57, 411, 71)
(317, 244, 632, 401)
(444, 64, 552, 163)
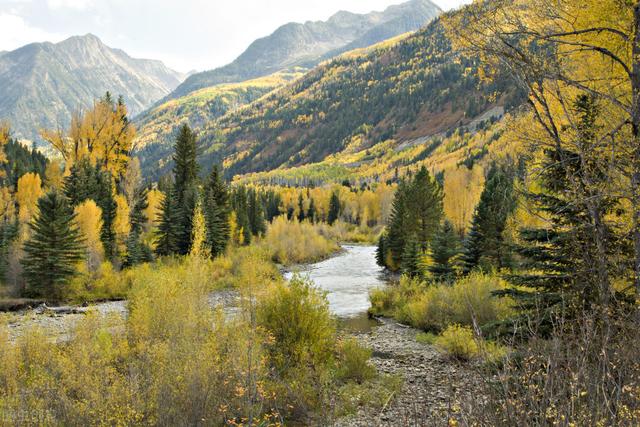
(0, 0, 470, 73)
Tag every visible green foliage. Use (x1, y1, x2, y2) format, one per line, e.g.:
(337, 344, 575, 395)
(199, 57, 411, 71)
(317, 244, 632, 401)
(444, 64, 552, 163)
(430, 219, 461, 282)
(381, 166, 443, 271)
(21, 191, 84, 299)
(203, 165, 230, 257)
(416, 332, 437, 345)
(462, 163, 516, 274)
(328, 191, 341, 226)
(155, 185, 180, 256)
(0, 140, 48, 188)
(64, 159, 117, 259)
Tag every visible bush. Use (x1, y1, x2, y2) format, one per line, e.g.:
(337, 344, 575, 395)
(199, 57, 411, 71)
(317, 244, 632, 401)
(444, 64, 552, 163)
(435, 324, 479, 360)
(263, 216, 339, 265)
(336, 338, 376, 383)
(370, 272, 514, 333)
(416, 332, 437, 345)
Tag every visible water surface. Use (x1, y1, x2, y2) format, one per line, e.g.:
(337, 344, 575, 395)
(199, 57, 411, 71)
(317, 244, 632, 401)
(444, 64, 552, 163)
(285, 245, 387, 319)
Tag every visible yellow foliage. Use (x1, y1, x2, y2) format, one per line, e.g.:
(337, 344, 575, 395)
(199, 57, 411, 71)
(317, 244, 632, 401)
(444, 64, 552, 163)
(44, 158, 65, 190)
(434, 324, 479, 361)
(16, 172, 42, 224)
(113, 194, 131, 253)
(74, 199, 104, 271)
(262, 216, 339, 265)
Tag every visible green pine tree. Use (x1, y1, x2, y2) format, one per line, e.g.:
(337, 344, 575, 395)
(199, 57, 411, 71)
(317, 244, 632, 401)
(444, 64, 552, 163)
(307, 197, 317, 224)
(247, 187, 266, 236)
(155, 185, 180, 256)
(297, 193, 306, 222)
(204, 166, 230, 257)
(172, 124, 200, 255)
(124, 187, 153, 267)
(461, 163, 516, 274)
(328, 192, 341, 225)
(401, 235, 423, 278)
(429, 220, 461, 282)
(21, 191, 84, 300)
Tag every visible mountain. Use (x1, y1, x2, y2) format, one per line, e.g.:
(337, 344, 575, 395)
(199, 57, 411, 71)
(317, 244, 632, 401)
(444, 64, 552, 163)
(165, 0, 441, 101)
(0, 34, 185, 142)
(137, 16, 524, 181)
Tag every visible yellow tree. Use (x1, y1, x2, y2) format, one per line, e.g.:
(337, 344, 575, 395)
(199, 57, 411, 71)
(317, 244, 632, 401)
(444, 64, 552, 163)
(113, 194, 131, 256)
(44, 159, 65, 190)
(144, 188, 164, 233)
(74, 200, 104, 271)
(16, 173, 43, 225)
(40, 93, 136, 178)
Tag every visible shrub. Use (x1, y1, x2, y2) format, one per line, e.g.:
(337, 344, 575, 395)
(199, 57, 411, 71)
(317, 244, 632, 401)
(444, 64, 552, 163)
(416, 332, 437, 345)
(263, 216, 339, 265)
(435, 324, 479, 360)
(336, 338, 376, 383)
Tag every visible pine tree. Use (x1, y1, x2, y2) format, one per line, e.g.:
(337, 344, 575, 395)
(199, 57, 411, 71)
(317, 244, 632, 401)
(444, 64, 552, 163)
(64, 159, 117, 260)
(380, 166, 443, 271)
(0, 219, 18, 283)
(124, 187, 153, 267)
(247, 187, 266, 236)
(461, 163, 516, 274)
(376, 233, 387, 267)
(297, 194, 306, 222)
(401, 235, 423, 278)
(232, 186, 252, 245)
(155, 185, 180, 256)
(21, 191, 84, 299)
(430, 220, 461, 282)
(204, 166, 230, 257)
(500, 95, 624, 334)
(307, 197, 317, 223)
(328, 192, 341, 225)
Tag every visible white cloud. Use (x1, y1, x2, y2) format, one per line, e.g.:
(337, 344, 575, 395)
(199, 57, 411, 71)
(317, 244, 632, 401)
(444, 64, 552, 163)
(0, 13, 64, 50)
(46, 0, 95, 10)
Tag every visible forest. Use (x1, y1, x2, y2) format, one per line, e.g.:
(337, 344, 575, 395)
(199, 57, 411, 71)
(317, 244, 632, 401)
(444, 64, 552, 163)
(1, 0, 640, 425)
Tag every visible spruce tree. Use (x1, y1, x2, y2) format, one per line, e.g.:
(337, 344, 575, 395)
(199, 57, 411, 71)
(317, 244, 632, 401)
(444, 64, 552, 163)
(401, 235, 423, 278)
(328, 192, 341, 225)
(204, 166, 230, 257)
(461, 163, 516, 274)
(21, 191, 84, 299)
(297, 194, 306, 222)
(64, 159, 117, 260)
(307, 197, 317, 223)
(124, 187, 153, 267)
(171, 124, 200, 255)
(430, 220, 461, 282)
(232, 186, 252, 245)
(0, 219, 18, 283)
(379, 166, 443, 271)
(247, 187, 266, 236)
(155, 185, 180, 256)
(376, 233, 387, 267)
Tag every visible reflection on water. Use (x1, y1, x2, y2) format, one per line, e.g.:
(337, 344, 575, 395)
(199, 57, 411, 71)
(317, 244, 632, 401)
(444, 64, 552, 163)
(284, 245, 387, 322)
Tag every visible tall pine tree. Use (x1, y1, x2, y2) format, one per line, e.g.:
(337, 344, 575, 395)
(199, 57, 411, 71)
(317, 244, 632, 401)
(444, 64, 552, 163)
(430, 220, 461, 282)
(204, 166, 230, 257)
(22, 191, 84, 299)
(328, 192, 341, 225)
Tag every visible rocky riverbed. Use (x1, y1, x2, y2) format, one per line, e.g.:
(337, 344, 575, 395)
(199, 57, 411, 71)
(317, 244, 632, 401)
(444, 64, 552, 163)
(337, 318, 481, 426)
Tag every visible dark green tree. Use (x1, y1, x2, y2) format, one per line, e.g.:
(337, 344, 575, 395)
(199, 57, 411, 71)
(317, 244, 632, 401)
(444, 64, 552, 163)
(307, 197, 317, 223)
(155, 185, 180, 256)
(21, 191, 84, 299)
(64, 159, 117, 260)
(328, 192, 341, 225)
(376, 233, 387, 267)
(401, 235, 423, 278)
(232, 186, 252, 245)
(297, 194, 306, 222)
(461, 163, 516, 274)
(430, 220, 461, 282)
(204, 166, 230, 257)
(0, 219, 18, 283)
(124, 187, 153, 267)
(247, 187, 266, 236)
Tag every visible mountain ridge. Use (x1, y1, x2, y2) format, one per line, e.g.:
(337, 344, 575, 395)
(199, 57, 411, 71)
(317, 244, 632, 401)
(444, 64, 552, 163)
(0, 34, 185, 142)
(163, 0, 442, 102)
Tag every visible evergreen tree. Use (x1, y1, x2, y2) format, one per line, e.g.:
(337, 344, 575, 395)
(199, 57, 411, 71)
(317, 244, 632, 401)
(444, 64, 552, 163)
(461, 163, 516, 274)
(380, 166, 443, 271)
(231, 186, 252, 245)
(0, 219, 18, 283)
(204, 166, 230, 257)
(328, 192, 341, 225)
(247, 187, 266, 236)
(307, 197, 317, 223)
(376, 233, 387, 267)
(430, 220, 460, 282)
(501, 95, 625, 334)
(401, 235, 423, 278)
(21, 191, 84, 299)
(64, 159, 117, 260)
(124, 187, 153, 267)
(297, 194, 306, 222)
(167, 124, 200, 255)
(155, 185, 180, 256)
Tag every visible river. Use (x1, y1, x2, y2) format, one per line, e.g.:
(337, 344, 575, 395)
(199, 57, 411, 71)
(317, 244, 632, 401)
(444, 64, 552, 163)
(285, 245, 387, 331)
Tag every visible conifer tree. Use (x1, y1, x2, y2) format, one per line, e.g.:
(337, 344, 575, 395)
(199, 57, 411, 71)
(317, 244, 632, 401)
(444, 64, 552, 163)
(247, 187, 266, 236)
(376, 233, 387, 267)
(124, 187, 153, 267)
(328, 192, 341, 225)
(461, 163, 516, 274)
(430, 220, 460, 282)
(231, 186, 252, 245)
(380, 166, 443, 271)
(21, 191, 84, 299)
(64, 159, 117, 260)
(401, 236, 423, 278)
(297, 194, 306, 222)
(155, 185, 180, 256)
(307, 197, 317, 224)
(204, 166, 230, 257)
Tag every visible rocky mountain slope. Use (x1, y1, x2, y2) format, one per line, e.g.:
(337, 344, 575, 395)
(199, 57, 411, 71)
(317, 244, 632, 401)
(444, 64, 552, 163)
(137, 15, 523, 181)
(0, 34, 185, 142)
(165, 0, 441, 101)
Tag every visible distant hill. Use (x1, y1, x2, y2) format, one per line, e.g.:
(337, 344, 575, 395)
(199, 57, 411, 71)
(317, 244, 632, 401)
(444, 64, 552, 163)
(164, 0, 441, 101)
(137, 16, 524, 181)
(0, 34, 185, 142)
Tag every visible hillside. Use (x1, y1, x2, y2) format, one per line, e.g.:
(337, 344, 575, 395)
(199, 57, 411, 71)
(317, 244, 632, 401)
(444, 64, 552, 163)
(0, 34, 185, 142)
(164, 0, 441, 101)
(133, 71, 303, 167)
(138, 16, 523, 181)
